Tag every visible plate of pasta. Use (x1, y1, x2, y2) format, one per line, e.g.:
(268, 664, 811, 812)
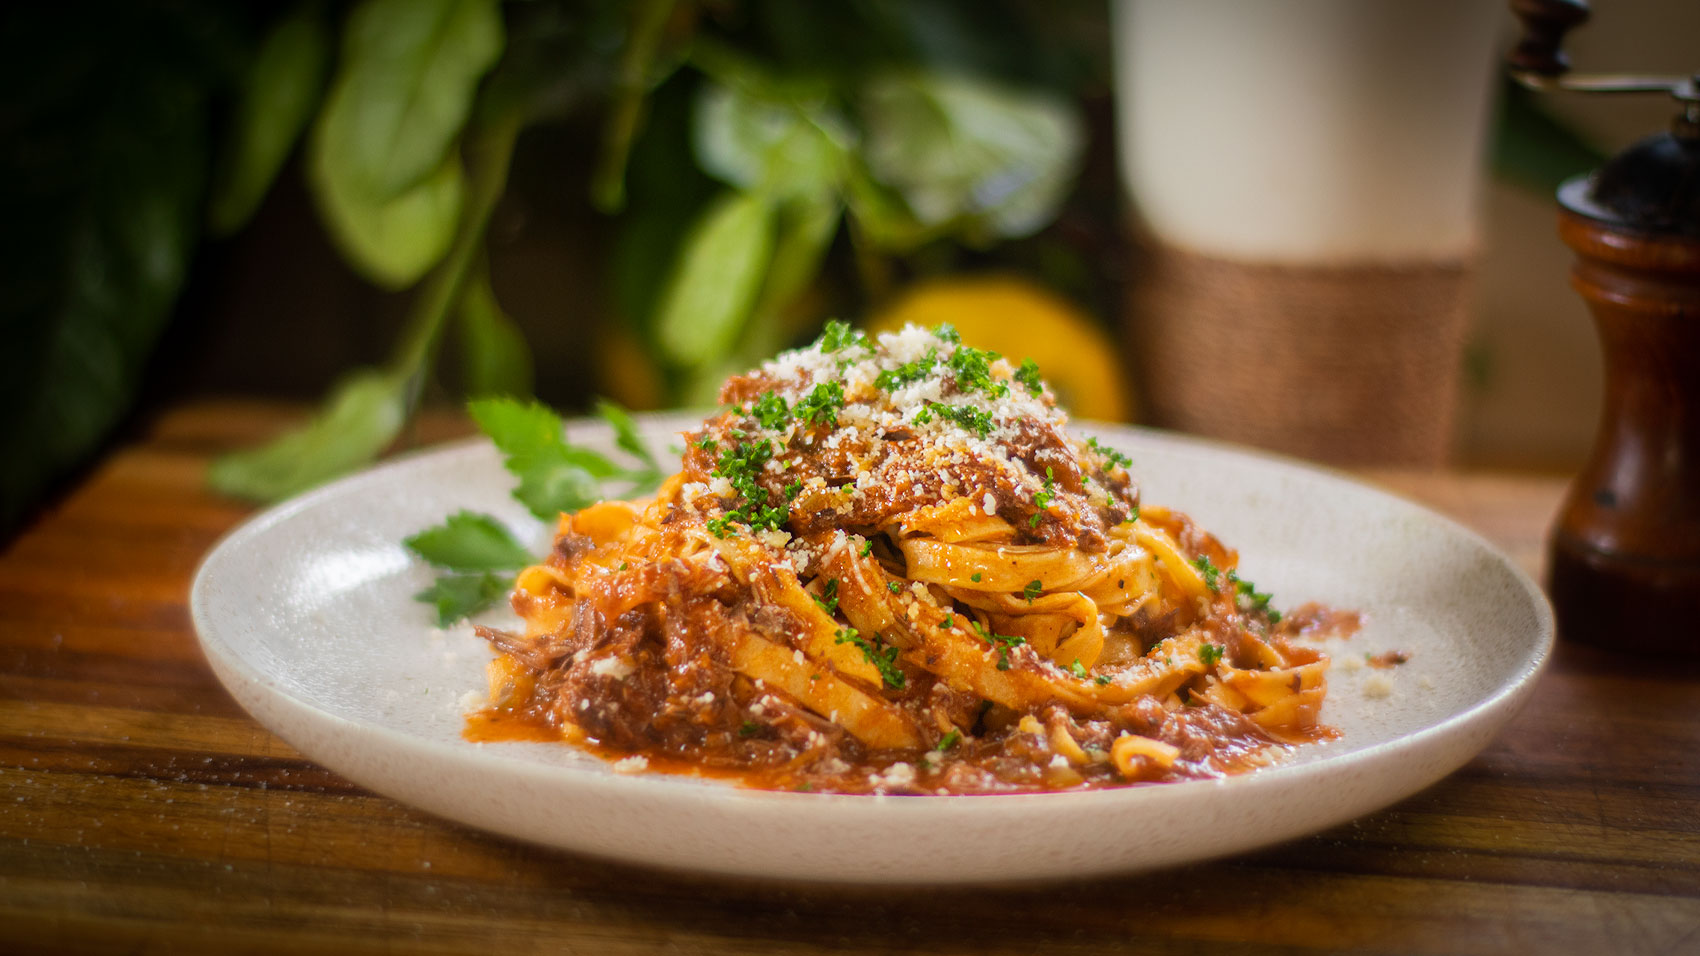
(191, 324, 1553, 883)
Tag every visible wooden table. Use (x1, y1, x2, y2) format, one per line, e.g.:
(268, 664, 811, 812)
(4, 403, 1697, 955)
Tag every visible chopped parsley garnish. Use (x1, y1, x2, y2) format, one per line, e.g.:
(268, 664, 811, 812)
(939, 615, 954, 629)
(1030, 466, 1055, 527)
(914, 401, 994, 438)
(738, 721, 761, 738)
(694, 435, 718, 451)
(970, 572, 982, 583)
(859, 538, 873, 557)
(887, 580, 902, 593)
(1230, 571, 1282, 623)
(1094, 674, 1113, 686)
(750, 391, 790, 430)
(936, 728, 962, 750)
(794, 381, 845, 428)
(1023, 579, 1043, 603)
(1068, 659, 1088, 679)
(814, 578, 840, 615)
(819, 319, 869, 353)
(835, 627, 906, 688)
(876, 351, 936, 391)
(1199, 643, 1224, 668)
(1015, 358, 1044, 396)
(933, 323, 961, 344)
(970, 619, 1026, 670)
(706, 440, 799, 537)
(946, 345, 1008, 398)
(1125, 505, 1140, 524)
(1192, 554, 1221, 592)
(1088, 436, 1132, 470)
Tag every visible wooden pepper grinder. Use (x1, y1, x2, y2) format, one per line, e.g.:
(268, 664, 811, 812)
(1510, 0, 1700, 654)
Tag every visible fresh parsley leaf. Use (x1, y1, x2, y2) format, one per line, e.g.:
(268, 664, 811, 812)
(739, 721, 761, 738)
(835, 627, 906, 688)
(795, 381, 845, 427)
(918, 402, 994, 438)
(936, 728, 961, 750)
(876, 351, 936, 391)
(1094, 674, 1112, 686)
(404, 510, 533, 571)
(750, 391, 791, 429)
(1088, 436, 1132, 470)
(1068, 659, 1088, 679)
(887, 580, 902, 593)
(1023, 579, 1043, 603)
(469, 398, 605, 519)
(594, 398, 659, 474)
(1230, 571, 1282, 623)
(1014, 358, 1043, 396)
(1199, 643, 1224, 668)
(815, 578, 840, 615)
(1192, 554, 1221, 592)
(819, 319, 868, 353)
(707, 439, 794, 537)
(945, 345, 1007, 397)
(970, 619, 1026, 670)
(970, 572, 982, 583)
(1030, 466, 1056, 529)
(414, 571, 511, 626)
(859, 537, 874, 557)
(933, 323, 961, 344)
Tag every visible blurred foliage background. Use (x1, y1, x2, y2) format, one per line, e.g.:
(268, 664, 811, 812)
(0, 0, 1599, 534)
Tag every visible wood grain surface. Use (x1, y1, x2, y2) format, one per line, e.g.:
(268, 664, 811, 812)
(3, 403, 1697, 955)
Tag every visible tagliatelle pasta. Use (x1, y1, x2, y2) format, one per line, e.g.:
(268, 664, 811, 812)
(470, 323, 1339, 793)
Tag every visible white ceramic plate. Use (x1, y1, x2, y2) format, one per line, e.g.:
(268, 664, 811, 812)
(190, 415, 1553, 884)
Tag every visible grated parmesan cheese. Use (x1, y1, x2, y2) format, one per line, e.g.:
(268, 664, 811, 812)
(588, 656, 635, 680)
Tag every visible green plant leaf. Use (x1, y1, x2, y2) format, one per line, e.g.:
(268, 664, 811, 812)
(654, 189, 776, 368)
(457, 264, 533, 398)
(207, 4, 331, 236)
(404, 510, 533, 570)
(0, 5, 230, 533)
(207, 367, 411, 501)
(842, 161, 937, 253)
(857, 70, 1083, 246)
(754, 188, 841, 319)
(309, 145, 464, 289)
(316, 0, 504, 201)
(414, 570, 512, 625)
(693, 77, 852, 200)
(591, 0, 679, 212)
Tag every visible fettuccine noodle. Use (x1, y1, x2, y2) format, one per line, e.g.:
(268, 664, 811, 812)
(473, 323, 1334, 793)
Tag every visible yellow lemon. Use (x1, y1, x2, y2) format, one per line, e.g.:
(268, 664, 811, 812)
(867, 276, 1136, 422)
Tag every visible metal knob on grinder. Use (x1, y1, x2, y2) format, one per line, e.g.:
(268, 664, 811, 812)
(1508, 0, 1700, 654)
